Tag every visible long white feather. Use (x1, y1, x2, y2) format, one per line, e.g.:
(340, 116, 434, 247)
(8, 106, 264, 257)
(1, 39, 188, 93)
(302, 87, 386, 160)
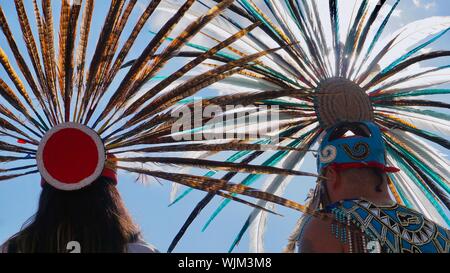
(377, 70, 450, 94)
(248, 123, 317, 253)
(378, 107, 450, 136)
(363, 16, 450, 73)
(155, 1, 304, 79)
(387, 156, 449, 227)
(248, 151, 308, 253)
(388, 129, 450, 180)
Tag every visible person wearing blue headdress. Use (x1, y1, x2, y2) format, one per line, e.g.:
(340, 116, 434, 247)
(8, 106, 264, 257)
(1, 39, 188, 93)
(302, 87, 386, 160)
(294, 121, 450, 253)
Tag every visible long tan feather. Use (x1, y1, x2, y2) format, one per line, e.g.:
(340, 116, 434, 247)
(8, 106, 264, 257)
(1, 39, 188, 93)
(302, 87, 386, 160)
(0, 105, 43, 138)
(83, 0, 138, 123)
(0, 6, 54, 126)
(127, 47, 285, 130)
(0, 116, 38, 145)
(14, 0, 48, 95)
(64, 2, 82, 121)
(32, 0, 58, 115)
(112, 143, 313, 154)
(0, 78, 44, 132)
(102, 0, 162, 94)
(0, 171, 38, 181)
(0, 47, 40, 117)
(125, 0, 236, 99)
(0, 140, 36, 154)
(128, 22, 260, 118)
(118, 166, 325, 218)
(80, 0, 124, 118)
(74, 0, 95, 122)
(116, 156, 320, 177)
(57, 0, 71, 98)
(93, 0, 196, 125)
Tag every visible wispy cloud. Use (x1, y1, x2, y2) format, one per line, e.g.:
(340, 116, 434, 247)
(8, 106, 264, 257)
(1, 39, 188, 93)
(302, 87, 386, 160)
(392, 9, 403, 17)
(412, 0, 437, 10)
(424, 2, 437, 9)
(382, 3, 403, 18)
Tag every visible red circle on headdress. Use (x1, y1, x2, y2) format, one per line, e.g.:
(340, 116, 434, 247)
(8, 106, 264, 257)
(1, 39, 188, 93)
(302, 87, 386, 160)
(37, 123, 105, 191)
(42, 128, 98, 183)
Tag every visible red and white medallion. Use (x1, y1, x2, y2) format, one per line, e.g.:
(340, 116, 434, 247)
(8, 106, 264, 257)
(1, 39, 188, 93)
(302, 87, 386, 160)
(36, 122, 105, 191)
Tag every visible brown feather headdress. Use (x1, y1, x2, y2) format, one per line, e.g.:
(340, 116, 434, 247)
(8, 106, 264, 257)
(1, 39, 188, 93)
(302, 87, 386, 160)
(0, 0, 324, 240)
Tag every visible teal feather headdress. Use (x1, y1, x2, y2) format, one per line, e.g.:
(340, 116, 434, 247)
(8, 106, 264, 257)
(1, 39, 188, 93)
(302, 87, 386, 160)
(160, 0, 450, 252)
(0, 0, 328, 251)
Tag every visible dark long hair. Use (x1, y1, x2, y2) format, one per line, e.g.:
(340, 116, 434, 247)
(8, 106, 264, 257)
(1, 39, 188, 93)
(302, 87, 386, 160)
(5, 177, 141, 253)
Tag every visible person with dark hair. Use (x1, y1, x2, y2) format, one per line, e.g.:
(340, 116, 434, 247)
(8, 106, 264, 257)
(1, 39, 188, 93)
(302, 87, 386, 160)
(1, 158, 158, 253)
(292, 121, 450, 253)
(0, 0, 321, 254)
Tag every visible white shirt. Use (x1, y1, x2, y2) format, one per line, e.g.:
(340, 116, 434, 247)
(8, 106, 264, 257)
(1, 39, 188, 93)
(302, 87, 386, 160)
(0, 243, 6, 254)
(127, 239, 159, 253)
(0, 239, 159, 253)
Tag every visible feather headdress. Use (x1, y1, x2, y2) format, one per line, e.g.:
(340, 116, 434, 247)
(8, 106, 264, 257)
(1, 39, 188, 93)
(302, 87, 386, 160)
(158, 0, 450, 252)
(0, 0, 328, 250)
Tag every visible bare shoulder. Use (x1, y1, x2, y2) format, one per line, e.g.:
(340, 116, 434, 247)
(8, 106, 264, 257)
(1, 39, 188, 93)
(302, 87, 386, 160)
(298, 215, 344, 253)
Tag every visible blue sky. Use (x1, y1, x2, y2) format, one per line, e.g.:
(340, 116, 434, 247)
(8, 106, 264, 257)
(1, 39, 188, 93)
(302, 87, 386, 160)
(0, 0, 449, 253)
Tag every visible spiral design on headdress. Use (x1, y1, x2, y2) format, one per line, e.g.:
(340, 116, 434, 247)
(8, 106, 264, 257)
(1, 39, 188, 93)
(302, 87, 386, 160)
(320, 145, 337, 163)
(343, 142, 370, 161)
